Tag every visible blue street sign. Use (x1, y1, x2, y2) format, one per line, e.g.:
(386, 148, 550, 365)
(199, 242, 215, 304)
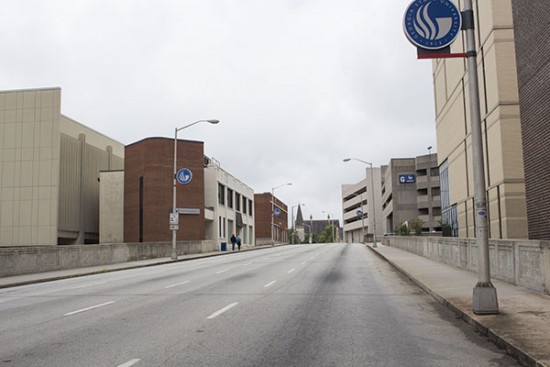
(399, 174, 416, 184)
(176, 168, 193, 185)
(273, 208, 281, 216)
(403, 0, 462, 50)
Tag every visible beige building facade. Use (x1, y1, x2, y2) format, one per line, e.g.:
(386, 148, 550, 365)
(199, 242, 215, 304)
(0, 88, 124, 246)
(434, 0, 526, 239)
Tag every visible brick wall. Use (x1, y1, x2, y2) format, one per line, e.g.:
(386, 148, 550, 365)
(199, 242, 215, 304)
(124, 138, 205, 242)
(512, 2, 550, 239)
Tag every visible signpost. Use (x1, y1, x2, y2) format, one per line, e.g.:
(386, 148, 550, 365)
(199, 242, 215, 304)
(403, 0, 498, 314)
(176, 168, 193, 185)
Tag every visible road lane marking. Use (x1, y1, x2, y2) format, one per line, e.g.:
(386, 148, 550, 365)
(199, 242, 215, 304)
(164, 281, 190, 289)
(215, 269, 230, 274)
(207, 302, 239, 319)
(301, 261, 306, 265)
(71, 281, 108, 289)
(288, 268, 295, 274)
(64, 301, 115, 316)
(264, 281, 277, 288)
(117, 359, 141, 367)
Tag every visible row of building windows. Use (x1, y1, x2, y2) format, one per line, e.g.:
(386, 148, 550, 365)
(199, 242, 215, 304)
(218, 183, 253, 215)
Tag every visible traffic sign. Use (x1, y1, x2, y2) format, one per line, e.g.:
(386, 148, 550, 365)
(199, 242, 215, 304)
(356, 210, 363, 217)
(176, 168, 193, 185)
(273, 208, 281, 216)
(403, 0, 462, 50)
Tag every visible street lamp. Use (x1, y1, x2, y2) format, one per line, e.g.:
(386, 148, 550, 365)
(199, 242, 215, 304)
(291, 203, 305, 244)
(463, 0, 498, 314)
(343, 158, 378, 247)
(171, 119, 219, 260)
(271, 182, 292, 244)
(322, 211, 334, 242)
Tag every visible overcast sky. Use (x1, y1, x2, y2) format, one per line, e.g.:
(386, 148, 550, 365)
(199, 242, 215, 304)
(1, 0, 436, 225)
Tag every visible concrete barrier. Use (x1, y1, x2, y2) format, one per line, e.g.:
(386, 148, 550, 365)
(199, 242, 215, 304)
(382, 236, 550, 295)
(0, 240, 214, 277)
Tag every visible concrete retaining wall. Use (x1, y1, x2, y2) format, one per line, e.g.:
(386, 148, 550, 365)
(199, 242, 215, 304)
(0, 240, 215, 277)
(382, 236, 550, 294)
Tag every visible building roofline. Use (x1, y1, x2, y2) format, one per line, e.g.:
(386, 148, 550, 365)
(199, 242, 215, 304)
(126, 136, 204, 148)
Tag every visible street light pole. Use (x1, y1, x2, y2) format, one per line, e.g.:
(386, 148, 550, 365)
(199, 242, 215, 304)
(343, 158, 378, 247)
(171, 119, 219, 260)
(463, 0, 498, 314)
(271, 182, 292, 245)
(322, 211, 333, 243)
(427, 146, 433, 232)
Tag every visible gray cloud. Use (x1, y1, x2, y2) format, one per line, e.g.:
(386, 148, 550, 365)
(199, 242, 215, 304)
(1, 0, 436, 225)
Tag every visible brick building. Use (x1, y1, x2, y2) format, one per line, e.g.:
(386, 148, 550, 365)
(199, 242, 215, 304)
(512, 1, 550, 240)
(124, 138, 205, 242)
(254, 193, 288, 245)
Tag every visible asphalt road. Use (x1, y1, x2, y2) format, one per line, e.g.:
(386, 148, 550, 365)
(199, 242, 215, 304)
(0, 243, 519, 366)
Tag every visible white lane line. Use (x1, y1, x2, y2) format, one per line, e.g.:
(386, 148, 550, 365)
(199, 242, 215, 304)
(164, 281, 190, 289)
(207, 302, 239, 319)
(215, 269, 230, 274)
(64, 301, 115, 316)
(288, 268, 296, 274)
(301, 261, 307, 265)
(117, 359, 141, 367)
(71, 281, 108, 289)
(264, 281, 277, 288)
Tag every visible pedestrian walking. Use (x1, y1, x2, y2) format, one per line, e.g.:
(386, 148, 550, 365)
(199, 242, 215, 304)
(236, 236, 242, 251)
(230, 234, 237, 251)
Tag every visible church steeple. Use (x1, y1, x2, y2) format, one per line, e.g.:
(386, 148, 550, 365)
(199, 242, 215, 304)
(295, 204, 304, 227)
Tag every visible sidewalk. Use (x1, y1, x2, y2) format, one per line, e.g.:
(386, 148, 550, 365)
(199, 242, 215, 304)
(368, 243, 550, 367)
(0, 245, 269, 289)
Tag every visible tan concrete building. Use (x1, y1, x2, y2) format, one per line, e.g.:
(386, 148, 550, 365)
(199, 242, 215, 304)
(434, 0, 526, 239)
(0, 88, 124, 246)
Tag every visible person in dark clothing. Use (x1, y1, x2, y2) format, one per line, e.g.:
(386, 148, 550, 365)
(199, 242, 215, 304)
(236, 236, 242, 251)
(230, 234, 237, 251)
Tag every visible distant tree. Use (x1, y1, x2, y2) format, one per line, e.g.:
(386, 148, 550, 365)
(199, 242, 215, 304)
(409, 218, 424, 236)
(394, 222, 410, 236)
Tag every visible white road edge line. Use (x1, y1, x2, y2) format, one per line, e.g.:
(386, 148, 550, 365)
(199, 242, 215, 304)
(215, 269, 230, 274)
(301, 261, 306, 265)
(264, 281, 277, 288)
(117, 358, 141, 367)
(288, 269, 296, 274)
(207, 302, 239, 319)
(64, 301, 115, 316)
(165, 281, 190, 289)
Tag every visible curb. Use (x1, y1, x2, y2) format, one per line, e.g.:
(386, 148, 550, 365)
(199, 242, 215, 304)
(366, 244, 546, 367)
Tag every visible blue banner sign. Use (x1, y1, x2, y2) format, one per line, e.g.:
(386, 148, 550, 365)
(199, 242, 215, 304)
(399, 174, 416, 184)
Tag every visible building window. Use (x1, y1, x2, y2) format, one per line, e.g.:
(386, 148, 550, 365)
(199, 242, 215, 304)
(242, 196, 247, 214)
(218, 183, 225, 205)
(219, 216, 223, 237)
(248, 199, 253, 216)
(227, 188, 234, 209)
(235, 193, 241, 211)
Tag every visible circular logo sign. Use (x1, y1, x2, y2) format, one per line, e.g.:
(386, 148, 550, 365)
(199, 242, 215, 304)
(356, 210, 363, 217)
(403, 0, 462, 50)
(273, 208, 281, 216)
(176, 168, 193, 185)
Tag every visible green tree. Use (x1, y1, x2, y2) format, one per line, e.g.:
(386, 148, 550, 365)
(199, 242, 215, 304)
(409, 218, 424, 235)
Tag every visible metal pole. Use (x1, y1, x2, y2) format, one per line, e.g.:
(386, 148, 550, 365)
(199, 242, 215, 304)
(367, 163, 377, 248)
(463, 0, 498, 314)
(271, 188, 275, 245)
(171, 128, 178, 260)
(361, 194, 365, 243)
(427, 146, 433, 232)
